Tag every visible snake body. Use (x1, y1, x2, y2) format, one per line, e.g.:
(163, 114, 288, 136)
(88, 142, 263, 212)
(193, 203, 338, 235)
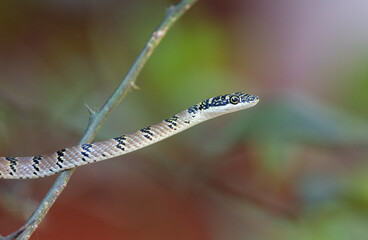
(0, 92, 259, 179)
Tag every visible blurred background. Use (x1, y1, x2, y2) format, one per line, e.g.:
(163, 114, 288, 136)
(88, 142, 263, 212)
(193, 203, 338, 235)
(0, 0, 368, 239)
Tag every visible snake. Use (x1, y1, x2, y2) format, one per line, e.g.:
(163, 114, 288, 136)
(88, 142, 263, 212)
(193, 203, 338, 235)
(0, 92, 259, 179)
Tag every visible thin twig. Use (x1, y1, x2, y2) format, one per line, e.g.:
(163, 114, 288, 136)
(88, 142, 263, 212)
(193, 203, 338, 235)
(8, 0, 198, 239)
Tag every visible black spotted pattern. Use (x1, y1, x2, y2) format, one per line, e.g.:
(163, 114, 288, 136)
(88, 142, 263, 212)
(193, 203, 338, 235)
(32, 156, 43, 175)
(5, 157, 18, 174)
(165, 115, 179, 130)
(81, 143, 93, 158)
(56, 149, 66, 168)
(140, 127, 154, 140)
(114, 135, 127, 151)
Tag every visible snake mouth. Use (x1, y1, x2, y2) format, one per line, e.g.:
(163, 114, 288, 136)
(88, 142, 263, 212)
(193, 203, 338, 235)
(243, 94, 259, 107)
(252, 95, 260, 104)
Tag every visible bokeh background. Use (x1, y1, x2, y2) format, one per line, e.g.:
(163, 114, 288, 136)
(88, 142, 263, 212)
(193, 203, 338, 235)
(0, 0, 368, 239)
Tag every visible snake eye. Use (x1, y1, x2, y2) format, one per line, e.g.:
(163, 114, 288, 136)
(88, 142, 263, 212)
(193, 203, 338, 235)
(229, 95, 240, 105)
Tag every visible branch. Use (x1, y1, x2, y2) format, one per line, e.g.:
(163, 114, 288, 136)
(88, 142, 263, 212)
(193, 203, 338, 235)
(6, 0, 198, 239)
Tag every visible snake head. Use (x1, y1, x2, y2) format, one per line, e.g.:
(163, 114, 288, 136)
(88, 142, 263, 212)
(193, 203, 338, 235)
(187, 92, 259, 120)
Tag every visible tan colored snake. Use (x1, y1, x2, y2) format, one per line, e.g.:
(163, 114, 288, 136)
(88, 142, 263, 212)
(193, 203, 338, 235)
(0, 92, 259, 179)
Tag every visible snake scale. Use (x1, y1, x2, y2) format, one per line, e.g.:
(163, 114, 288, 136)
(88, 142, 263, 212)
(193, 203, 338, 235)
(0, 92, 259, 179)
